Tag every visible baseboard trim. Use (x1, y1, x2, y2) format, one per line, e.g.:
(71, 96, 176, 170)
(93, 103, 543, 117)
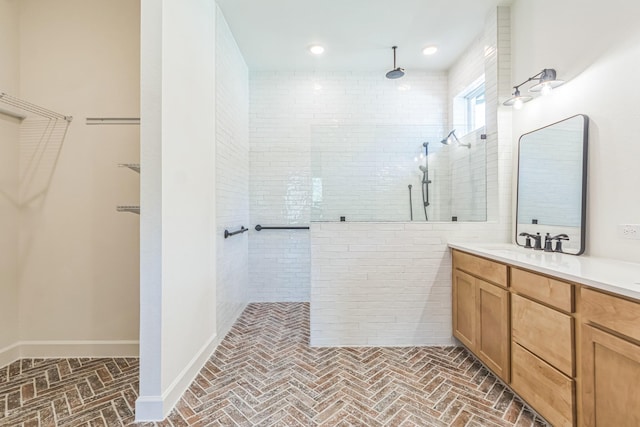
(20, 340, 139, 358)
(0, 340, 139, 368)
(135, 303, 250, 422)
(0, 342, 21, 368)
(134, 396, 164, 422)
(135, 331, 220, 422)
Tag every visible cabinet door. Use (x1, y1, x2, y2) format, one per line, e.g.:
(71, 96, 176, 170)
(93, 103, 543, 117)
(453, 269, 476, 350)
(582, 325, 640, 427)
(477, 279, 510, 382)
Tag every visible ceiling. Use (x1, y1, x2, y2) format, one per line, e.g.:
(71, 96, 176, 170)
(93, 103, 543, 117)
(216, 0, 507, 72)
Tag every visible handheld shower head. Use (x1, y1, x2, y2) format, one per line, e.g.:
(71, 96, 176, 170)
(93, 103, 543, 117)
(419, 165, 428, 172)
(422, 142, 429, 148)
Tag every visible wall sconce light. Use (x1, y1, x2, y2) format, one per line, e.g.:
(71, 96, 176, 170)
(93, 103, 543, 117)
(440, 130, 470, 148)
(503, 68, 565, 109)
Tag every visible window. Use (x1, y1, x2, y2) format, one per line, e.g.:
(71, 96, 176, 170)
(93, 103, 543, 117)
(453, 76, 486, 138)
(465, 83, 485, 133)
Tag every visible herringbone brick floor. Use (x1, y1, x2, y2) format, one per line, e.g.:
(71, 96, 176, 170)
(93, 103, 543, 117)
(0, 357, 138, 426)
(1, 303, 548, 426)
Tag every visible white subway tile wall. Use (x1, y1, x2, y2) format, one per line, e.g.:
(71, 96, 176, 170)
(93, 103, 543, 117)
(216, 9, 250, 335)
(310, 221, 508, 347)
(249, 72, 448, 301)
(496, 6, 514, 232)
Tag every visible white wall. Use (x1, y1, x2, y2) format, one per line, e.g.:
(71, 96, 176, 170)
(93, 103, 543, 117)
(0, 0, 21, 366)
(511, 0, 640, 262)
(138, 0, 239, 421)
(215, 7, 250, 339)
(249, 71, 448, 302)
(0, 0, 141, 364)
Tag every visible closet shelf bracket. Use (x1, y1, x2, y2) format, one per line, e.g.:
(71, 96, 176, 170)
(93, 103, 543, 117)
(117, 205, 140, 215)
(118, 163, 141, 173)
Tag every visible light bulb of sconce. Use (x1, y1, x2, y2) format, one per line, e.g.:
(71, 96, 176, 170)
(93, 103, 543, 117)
(513, 98, 524, 110)
(541, 84, 553, 96)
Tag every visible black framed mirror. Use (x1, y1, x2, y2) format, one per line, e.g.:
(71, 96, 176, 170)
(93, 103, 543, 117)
(515, 114, 589, 255)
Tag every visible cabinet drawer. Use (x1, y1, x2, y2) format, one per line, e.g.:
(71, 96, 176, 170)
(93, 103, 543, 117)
(582, 287, 640, 342)
(511, 268, 574, 312)
(452, 250, 507, 287)
(512, 343, 575, 427)
(512, 294, 574, 376)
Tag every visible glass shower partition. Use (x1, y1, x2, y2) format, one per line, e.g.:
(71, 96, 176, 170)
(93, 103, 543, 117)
(310, 124, 486, 222)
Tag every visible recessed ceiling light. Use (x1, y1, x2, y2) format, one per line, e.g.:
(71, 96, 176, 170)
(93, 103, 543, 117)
(422, 46, 438, 56)
(309, 45, 325, 55)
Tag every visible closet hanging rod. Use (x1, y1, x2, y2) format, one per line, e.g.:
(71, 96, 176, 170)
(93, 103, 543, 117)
(117, 205, 140, 215)
(0, 107, 26, 121)
(0, 92, 72, 122)
(86, 117, 140, 125)
(224, 226, 248, 239)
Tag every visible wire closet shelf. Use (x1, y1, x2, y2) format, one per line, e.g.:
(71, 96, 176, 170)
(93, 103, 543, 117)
(0, 92, 72, 122)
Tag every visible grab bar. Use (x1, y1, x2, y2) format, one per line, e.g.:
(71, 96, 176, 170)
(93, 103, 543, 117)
(255, 224, 310, 231)
(224, 226, 248, 239)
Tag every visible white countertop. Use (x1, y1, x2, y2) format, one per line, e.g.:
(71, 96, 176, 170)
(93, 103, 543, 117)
(448, 242, 640, 301)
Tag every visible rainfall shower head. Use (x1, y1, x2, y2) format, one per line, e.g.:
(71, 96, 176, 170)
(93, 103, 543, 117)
(385, 46, 405, 79)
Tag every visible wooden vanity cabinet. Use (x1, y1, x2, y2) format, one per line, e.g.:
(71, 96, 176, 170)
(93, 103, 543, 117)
(452, 250, 510, 382)
(452, 249, 640, 427)
(581, 288, 640, 427)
